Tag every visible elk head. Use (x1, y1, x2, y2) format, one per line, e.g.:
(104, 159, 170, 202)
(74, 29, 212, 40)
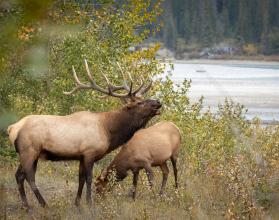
(64, 59, 161, 118)
(95, 165, 126, 194)
(95, 168, 109, 194)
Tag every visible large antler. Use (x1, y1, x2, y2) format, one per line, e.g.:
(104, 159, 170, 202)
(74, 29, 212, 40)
(64, 59, 152, 99)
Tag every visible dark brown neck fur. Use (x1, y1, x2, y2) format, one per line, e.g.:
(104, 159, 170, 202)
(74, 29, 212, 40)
(103, 108, 151, 153)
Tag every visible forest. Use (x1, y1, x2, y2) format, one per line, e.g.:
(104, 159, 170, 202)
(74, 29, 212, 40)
(160, 0, 279, 56)
(0, 0, 279, 219)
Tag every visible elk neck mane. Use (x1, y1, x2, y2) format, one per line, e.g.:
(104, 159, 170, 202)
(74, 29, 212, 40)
(103, 107, 150, 152)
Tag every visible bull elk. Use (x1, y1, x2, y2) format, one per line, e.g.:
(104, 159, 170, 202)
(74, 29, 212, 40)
(95, 121, 181, 199)
(8, 60, 161, 209)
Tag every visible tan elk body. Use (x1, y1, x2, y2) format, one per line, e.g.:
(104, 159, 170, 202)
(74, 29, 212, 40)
(8, 60, 161, 208)
(96, 121, 181, 198)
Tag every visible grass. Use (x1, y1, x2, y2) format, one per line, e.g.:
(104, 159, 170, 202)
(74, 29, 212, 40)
(1, 143, 278, 220)
(0, 156, 193, 220)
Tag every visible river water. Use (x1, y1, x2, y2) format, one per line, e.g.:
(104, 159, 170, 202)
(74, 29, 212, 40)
(167, 60, 279, 123)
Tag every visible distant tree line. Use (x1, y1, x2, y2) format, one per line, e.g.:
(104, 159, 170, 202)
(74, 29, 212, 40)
(158, 0, 279, 54)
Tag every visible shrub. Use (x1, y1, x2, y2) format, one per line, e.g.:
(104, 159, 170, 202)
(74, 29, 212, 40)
(243, 43, 258, 56)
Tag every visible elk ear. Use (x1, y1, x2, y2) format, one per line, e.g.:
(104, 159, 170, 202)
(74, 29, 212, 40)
(124, 96, 143, 108)
(122, 96, 137, 105)
(120, 98, 129, 105)
(125, 102, 134, 109)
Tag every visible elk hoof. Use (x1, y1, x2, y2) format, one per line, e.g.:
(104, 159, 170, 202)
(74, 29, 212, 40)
(86, 198, 93, 207)
(75, 198, 81, 207)
(41, 202, 48, 209)
(127, 189, 134, 197)
(22, 205, 30, 212)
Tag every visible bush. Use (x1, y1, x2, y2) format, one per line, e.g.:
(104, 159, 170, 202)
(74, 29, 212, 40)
(150, 73, 279, 218)
(243, 43, 258, 56)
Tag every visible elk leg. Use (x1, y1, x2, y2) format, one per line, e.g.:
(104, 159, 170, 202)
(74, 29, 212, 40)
(159, 162, 169, 195)
(75, 161, 86, 206)
(131, 169, 139, 200)
(15, 165, 28, 208)
(171, 156, 178, 188)
(144, 165, 154, 188)
(25, 159, 47, 207)
(84, 160, 94, 206)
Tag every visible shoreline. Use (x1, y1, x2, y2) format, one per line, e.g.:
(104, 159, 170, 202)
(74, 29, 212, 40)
(165, 59, 279, 125)
(258, 120, 279, 125)
(161, 58, 279, 66)
(175, 59, 279, 66)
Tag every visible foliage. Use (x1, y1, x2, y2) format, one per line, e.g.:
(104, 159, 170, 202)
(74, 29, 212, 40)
(153, 76, 279, 219)
(0, 0, 163, 116)
(159, 0, 279, 54)
(243, 44, 258, 56)
(0, 1, 279, 219)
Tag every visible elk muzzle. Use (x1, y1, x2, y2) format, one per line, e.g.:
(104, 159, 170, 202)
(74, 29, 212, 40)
(149, 99, 162, 115)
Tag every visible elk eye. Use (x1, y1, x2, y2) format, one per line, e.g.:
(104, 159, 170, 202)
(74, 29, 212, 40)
(137, 101, 144, 105)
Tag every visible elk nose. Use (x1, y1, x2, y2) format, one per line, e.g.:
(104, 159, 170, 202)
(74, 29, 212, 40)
(156, 100, 161, 107)
(151, 100, 161, 108)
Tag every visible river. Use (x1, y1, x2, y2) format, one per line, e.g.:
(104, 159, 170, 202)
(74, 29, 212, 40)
(166, 60, 279, 123)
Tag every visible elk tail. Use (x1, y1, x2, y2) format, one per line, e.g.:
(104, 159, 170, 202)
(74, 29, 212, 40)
(7, 124, 18, 146)
(6, 124, 19, 153)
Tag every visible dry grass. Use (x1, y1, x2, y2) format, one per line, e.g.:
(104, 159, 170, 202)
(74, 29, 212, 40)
(0, 157, 192, 220)
(1, 121, 279, 219)
(1, 149, 278, 220)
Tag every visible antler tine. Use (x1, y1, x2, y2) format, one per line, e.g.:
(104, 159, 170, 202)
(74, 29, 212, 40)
(116, 62, 130, 91)
(116, 61, 153, 97)
(137, 73, 153, 95)
(101, 70, 129, 93)
(84, 59, 97, 86)
(116, 61, 136, 96)
(132, 76, 145, 95)
(127, 71, 134, 94)
(63, 66, 92, 95)
(84, 59, 125, 96)
(101, 72, 113, 93)
(139, 81, 152, 95)
(63, 87, 79, 95)
(127, 71, 133, 82)
(101, 72, 110, 85)
(72, 66, 82, 85)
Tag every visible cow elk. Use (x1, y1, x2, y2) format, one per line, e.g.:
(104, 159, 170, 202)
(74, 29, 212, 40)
(7, 59, 161, 209)
(96, 121, 181, 199)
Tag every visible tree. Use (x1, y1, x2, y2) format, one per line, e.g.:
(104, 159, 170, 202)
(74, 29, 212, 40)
(0, 0, 163, 120)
